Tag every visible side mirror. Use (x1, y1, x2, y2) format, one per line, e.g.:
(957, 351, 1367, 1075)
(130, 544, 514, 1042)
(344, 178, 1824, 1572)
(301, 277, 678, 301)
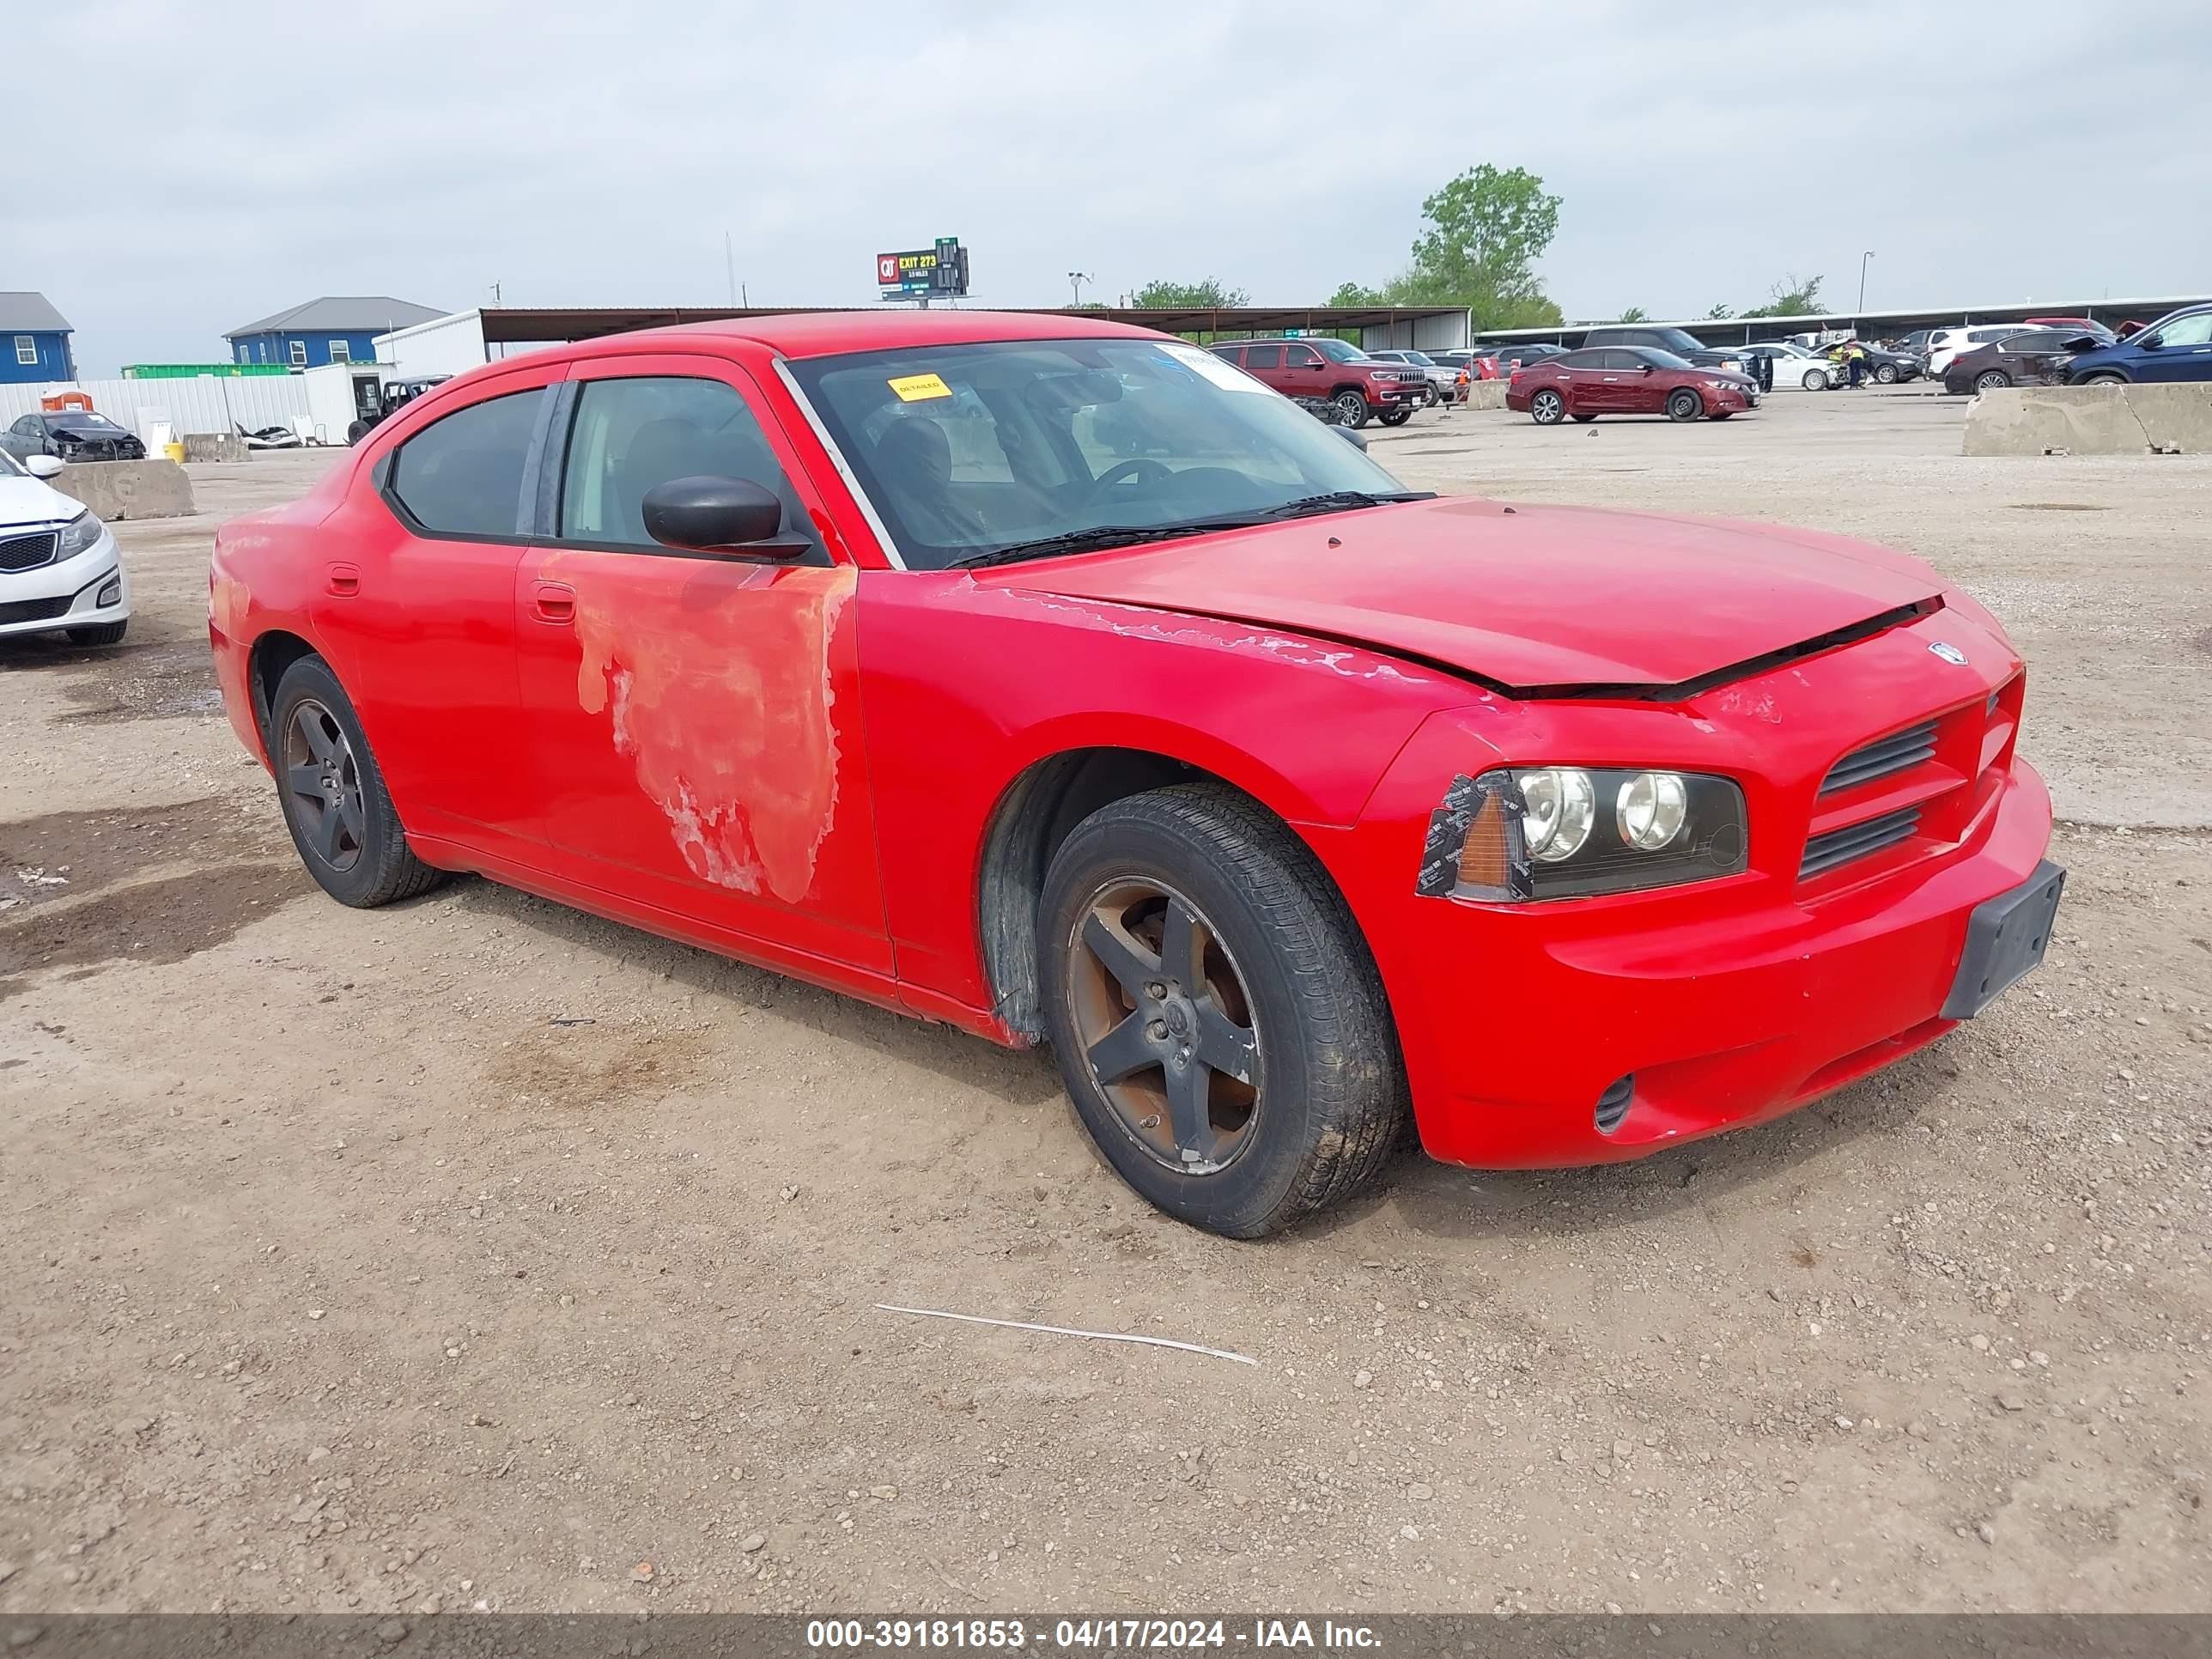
(27, 454, 64, 479)
(2135, 336, 2161, 350)
(641, 476, 806, 561)
(1642, 364, 1657, 374)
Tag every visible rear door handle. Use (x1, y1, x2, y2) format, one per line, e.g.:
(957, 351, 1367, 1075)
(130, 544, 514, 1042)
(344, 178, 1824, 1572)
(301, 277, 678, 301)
(532, 580, 576, 625)
(325, 562, 360, 597)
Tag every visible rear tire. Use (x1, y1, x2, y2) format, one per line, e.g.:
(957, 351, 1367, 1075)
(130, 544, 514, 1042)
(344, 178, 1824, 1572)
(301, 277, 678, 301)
(1530, 388, 1566, 425)
(1974, 369, 2010, 392)
(1037, 785, 1407, 1238)
(345, 419, 368, 445)
(64, 619, 128, 647)
(1666, 387, 1703, 422)
(1875, 362, 1899, 384)
(1377, 409, 1412, 427)
(269, 656, 445, 908)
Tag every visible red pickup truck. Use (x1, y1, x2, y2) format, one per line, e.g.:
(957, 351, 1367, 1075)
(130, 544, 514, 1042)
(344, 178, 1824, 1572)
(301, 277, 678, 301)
(1207, 337, 1428, 428)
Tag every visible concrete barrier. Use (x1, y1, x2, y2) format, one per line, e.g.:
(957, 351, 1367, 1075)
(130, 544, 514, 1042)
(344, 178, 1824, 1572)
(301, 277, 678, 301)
(182, 433, 252, 464)
(1459, 381, 1508, 410)
(1963, 383, 2212, 456)
(47, 459, 197, 521)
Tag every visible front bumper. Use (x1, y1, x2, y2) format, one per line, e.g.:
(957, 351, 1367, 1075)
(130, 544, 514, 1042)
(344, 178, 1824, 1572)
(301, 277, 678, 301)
(0, 528, 129, 638)
(1392, 761, 2053, 1168)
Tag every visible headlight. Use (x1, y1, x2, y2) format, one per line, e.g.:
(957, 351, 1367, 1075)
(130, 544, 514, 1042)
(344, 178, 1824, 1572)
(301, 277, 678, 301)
(1415, 767, 1748, 902)
(56, 512, 104, 560)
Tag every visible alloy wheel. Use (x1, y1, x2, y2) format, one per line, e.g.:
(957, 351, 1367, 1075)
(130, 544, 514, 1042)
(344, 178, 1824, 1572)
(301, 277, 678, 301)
(1533, 390, 1564, 423)
(1066, 878, 1262, 1175)
(283, 698, 367, 872)
(1976, 370, 2009, 392)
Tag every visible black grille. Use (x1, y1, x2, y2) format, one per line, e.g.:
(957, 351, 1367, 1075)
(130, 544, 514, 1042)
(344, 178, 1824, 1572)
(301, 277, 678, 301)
(1594, 1075, 1634, 1134)
(0, 530, 58, 573)
(1821, 719, 1938, 794)
(1801, 807, 1921, 879)
(0, 594, 73, 627)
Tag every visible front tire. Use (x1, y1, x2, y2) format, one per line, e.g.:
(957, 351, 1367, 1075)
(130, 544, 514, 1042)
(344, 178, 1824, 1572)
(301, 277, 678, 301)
(269, 656, 445, 908)
(1530, 388, 1566, 425)
(1875, 362, 1898, 384)
(1666, 387, 1703, 422)
(1038, 786, 1407, 1238)
(1332, 390, 1371, 428)
(1804, 368, 1830, 392)
(65, 619, 128, 647)
(2080, 371, 2127, 386)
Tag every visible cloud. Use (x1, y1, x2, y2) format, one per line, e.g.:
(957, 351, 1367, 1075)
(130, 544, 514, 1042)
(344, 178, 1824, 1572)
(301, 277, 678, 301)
(7, 0, 2208, 372)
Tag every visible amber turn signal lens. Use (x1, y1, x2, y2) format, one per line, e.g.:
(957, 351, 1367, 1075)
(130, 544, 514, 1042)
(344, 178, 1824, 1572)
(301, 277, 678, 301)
(1455, 788, 1510, 891)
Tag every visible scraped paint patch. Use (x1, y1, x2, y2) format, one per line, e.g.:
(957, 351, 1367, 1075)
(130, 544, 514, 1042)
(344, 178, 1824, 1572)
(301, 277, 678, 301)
(565, 562, 855, 904)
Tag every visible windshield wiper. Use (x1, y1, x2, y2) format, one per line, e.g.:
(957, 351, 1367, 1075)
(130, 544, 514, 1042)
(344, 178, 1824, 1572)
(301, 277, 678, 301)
(950, 522, 1230, 569)
(947, 492, 1435, 571)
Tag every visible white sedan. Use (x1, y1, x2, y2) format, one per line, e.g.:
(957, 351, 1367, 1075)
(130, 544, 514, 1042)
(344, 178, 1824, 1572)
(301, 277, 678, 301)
(0, 449, 130, 646)
(1736, 342, 1839, 391)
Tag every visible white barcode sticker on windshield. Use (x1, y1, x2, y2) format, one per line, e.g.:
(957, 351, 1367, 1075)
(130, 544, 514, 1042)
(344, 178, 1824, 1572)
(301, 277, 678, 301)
(1160, 342, 1266, 392)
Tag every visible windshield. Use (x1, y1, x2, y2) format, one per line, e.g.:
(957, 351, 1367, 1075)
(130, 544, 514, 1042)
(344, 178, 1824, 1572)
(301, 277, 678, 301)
(787, 338, 1416, 571)
(1312, 337, 1367, 362)
(1398, 350, 1436, 366)
(52, 413, 125, 431)
(0, 448, 22, 477)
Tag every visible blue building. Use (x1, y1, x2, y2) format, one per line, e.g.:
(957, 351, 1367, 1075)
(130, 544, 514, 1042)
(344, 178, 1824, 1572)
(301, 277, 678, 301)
(0, 292, 76, 384)
(224, 296, 446, 369)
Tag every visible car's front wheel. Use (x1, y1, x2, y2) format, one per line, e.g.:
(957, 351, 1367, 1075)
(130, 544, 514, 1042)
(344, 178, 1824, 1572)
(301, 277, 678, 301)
(2079, 372, 2127, 386)
(1037, 786, 1407, 1238)
(269, 655, 446, 908)
(1666, 387, 1703, 422)
(1332, 390, 1371, 428)
(1530, 388, 1566, 424)
(1875, 362, 1899, 384)
(1804, 368, 1830, 391)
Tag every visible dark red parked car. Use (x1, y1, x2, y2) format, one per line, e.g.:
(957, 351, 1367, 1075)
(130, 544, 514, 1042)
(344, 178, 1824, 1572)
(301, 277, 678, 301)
(1507, 347, 1757, 424)
(1207, 338, 1427, 428)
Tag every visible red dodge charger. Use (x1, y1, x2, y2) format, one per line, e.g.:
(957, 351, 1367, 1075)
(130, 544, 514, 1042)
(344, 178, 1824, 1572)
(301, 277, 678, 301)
(211, 312, 2060, 1237)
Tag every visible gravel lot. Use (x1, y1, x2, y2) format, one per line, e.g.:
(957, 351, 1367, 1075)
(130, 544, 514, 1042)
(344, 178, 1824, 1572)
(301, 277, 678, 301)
(3, 390, 2207, 1618)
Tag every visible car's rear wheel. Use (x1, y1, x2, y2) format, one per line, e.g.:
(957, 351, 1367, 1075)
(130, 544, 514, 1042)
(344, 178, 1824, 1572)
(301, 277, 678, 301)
(1974, 368, 2011, 392)
(1803, 368, 1829, 391)
(1378, 408, 1412, 427)
(270, 656, 445, 908)
(1874, 362, 1899, 384)
(65, 620, 128, 647)
(1530, 388, 1565, 425)
(1332, 390, 1371, 428)
(1038, 785, 1407, 1238)
(1666, 387, 1703, 422)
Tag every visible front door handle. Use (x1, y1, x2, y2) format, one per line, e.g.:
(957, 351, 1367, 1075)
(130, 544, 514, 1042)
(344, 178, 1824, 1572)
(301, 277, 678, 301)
(325, 562, 360, 597)
(532, 580, 576, 625)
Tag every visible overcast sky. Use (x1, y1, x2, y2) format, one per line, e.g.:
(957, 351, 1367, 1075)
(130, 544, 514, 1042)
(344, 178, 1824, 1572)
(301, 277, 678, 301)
(11, 0, 2209, 374)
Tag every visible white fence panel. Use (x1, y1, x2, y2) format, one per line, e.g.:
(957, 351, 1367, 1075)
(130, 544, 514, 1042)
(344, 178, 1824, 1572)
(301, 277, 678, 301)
(0, 376, 315, 440)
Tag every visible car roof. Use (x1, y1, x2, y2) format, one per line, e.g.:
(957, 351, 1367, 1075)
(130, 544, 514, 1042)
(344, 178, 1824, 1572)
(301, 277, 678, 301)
(566, 309, 1168, 362)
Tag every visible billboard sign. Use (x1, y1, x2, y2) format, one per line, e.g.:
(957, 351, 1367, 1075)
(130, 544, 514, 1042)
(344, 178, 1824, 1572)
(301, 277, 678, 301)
(876, 238, 969, 300)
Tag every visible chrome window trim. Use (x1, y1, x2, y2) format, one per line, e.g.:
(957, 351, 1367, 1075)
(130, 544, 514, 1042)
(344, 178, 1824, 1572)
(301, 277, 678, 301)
(771, 355, 908, 572)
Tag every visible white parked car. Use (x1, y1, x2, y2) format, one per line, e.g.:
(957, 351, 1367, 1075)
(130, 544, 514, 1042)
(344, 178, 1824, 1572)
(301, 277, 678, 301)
(1738, 341, 1838, 391)
(0, 449, 130, 646)
(1926, 325, 2030, 378)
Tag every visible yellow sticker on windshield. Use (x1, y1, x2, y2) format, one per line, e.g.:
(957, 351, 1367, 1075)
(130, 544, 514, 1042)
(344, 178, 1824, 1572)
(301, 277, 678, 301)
(888, 372, 953, 403)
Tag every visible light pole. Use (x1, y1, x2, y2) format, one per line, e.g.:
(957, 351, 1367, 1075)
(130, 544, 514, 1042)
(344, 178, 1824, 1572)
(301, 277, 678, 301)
(1068, 270, 1094, 307)
(1858, 250, 1875, 313)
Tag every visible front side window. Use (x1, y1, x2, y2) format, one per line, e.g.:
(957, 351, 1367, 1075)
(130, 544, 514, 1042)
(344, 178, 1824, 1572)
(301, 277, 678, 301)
(289, 339, 308, 366)
(2150, 311, 2212, 349)
(14, 336, 34, 366)
(786, 337, 1415, 572)
(1283, 344, 1321, 368)
(386, 387, 544, 538)
(557, 375, 816, 555)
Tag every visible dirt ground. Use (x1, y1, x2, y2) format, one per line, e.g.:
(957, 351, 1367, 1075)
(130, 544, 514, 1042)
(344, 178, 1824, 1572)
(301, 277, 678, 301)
(3, 391, 2208, 1618)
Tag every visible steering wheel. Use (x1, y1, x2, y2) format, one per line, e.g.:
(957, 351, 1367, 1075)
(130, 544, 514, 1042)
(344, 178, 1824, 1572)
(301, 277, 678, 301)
(1088, 458, 1172, 498)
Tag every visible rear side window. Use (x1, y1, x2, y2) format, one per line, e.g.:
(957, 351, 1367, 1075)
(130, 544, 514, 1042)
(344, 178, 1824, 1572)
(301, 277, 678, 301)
(1208, 345, 1244, 365)
(1244, 344, 1283, 369)
(386, 388, 544, 538)
(1557, 349, 1604, 368)
(557, 375, 817, 555)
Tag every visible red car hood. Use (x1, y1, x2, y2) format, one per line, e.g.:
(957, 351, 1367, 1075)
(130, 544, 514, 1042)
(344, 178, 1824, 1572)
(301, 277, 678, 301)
(979, 496, 1943, 693)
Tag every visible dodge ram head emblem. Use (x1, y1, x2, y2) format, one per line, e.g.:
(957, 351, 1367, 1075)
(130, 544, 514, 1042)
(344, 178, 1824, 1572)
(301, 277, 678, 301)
(1928, 641, 1970, 665)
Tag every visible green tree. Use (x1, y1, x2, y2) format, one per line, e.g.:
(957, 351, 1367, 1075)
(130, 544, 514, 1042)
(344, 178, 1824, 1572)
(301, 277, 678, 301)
(1741, 274, 1825, 319)
(1133, 277, 1250, 309)
(1395, 163, 1563, 325)
(1618, 306, 1650, 323)
(1705, 302, 1735, 319)
(1326, 281, 1387, 307)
